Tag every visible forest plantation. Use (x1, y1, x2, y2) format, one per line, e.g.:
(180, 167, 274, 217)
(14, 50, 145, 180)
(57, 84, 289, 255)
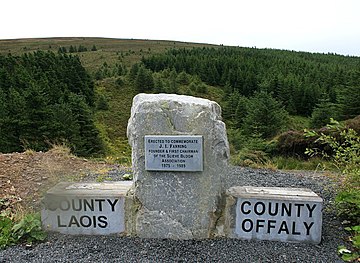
(0, 38, 359, 163)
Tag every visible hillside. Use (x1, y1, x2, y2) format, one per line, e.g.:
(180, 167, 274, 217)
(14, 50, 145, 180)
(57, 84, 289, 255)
(0, 37, 215, 74)
(0, 38, 221, 160)
(1, 37, 360, 163)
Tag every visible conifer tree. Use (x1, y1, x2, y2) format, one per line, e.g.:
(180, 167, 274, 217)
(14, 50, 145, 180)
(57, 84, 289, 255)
(337, 84, 360, 120)
(310, 96, 339, 128)
(69, 45, 77, 53)
(0, 51, 103, 156)
(135, 66, 154, 93)
(222, 90, 240, 123)
(242, 91, 288, 138)
(129, 63, 139, 82)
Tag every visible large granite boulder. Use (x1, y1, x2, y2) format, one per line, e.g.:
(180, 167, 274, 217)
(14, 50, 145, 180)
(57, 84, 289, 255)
(127, 93, 229, 239)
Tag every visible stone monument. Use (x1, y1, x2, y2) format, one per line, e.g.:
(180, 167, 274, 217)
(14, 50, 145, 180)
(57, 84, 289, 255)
(127, 93, 230, 239)
(41, 93, 323, 244)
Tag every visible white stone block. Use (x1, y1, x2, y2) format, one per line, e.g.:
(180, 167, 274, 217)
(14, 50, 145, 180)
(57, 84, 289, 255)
(225, 186, 323, 244)
(41, 181, 132, 235)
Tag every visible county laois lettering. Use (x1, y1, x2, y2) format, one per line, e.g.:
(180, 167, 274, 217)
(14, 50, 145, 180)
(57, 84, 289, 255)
(48, 198, 119, 212)
(49, 198, 120, 229)
(57, 215, 108, 228)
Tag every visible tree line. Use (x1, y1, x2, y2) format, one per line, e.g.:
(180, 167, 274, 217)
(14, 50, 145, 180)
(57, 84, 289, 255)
(142, 47, 360, 130)
(0, 51, 103, 156)
(58, 45, 97, 54)
(1, 45, 359, 157)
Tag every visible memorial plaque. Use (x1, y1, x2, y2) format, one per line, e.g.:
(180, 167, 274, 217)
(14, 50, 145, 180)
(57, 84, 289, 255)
(145, 135, 203, 171)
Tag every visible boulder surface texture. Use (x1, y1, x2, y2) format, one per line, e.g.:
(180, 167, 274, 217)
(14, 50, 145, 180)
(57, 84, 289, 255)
(127, 93, 229, 239)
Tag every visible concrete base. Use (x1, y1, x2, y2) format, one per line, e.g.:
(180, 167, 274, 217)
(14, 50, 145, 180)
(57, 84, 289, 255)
(224, 186, 323, 244)
(41, 181, 132, 235)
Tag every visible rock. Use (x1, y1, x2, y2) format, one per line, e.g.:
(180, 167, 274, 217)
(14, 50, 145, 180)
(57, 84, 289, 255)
(127, 93, 230, 239)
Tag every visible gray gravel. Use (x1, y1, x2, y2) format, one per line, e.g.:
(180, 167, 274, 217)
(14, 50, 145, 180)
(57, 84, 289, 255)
(0, 166, 347, 262)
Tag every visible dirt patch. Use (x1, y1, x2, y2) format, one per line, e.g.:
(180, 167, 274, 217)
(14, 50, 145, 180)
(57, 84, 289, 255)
(0, 147, 116, 213)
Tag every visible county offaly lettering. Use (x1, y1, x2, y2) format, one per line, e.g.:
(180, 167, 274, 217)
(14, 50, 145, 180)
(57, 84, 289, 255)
(237, 200, 318, 236)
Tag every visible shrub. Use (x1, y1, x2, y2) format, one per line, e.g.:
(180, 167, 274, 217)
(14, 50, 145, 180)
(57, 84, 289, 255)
(276, 130, 314, 157)
(115, 77, 125, 87)
(345, 115, 360, 134)
(276, 115, 360, 158)
(96, 94, 109, 111)
(305, 119, 360, 177)
(338, 224, 360, 261)
(0, 212, 46, 249)
(12, 213, 47, 245)
(305, 118, 360, 261)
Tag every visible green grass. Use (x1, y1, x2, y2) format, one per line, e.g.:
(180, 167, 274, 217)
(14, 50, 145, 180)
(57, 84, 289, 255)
(94, 78, 135, 163)
(270, 156, 327, 171)
(0, 37, 216, 75)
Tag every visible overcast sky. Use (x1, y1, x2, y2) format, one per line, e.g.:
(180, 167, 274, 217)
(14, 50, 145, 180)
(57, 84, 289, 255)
(1, 0, 359, 56)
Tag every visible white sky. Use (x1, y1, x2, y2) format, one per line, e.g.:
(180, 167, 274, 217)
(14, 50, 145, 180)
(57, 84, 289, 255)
(1, 0, 360, 56)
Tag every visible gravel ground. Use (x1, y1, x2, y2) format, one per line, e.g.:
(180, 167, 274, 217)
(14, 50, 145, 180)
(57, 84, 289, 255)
(0, 166, 347, 263)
